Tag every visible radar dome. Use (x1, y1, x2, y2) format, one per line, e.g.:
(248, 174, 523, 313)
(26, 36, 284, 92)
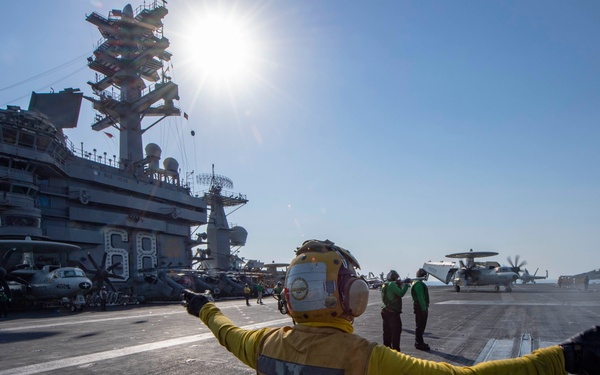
(163, 157, 179, 172)
(122, 4, 134, 19)
(230, 226, 248, 246)
(145, 144, 161, 170)
(145, 143, 162, 158)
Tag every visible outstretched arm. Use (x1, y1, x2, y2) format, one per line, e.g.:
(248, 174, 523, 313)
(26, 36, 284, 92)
(368, 344, 565, 375)
(183, 290, 274, 369)
(200, 303, 274, 369)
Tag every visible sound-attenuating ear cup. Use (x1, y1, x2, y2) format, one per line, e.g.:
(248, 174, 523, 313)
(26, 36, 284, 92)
(340, 276, 369, 317)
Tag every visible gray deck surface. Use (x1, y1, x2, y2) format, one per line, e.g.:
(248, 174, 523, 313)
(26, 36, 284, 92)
(1, 283, 598, 374)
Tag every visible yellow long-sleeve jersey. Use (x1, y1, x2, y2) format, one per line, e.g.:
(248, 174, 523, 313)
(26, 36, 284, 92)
(199, 303, 565, 375)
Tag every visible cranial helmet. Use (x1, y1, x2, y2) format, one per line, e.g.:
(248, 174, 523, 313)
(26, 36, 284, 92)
(416, 268, 427, 278)
(284, 239, 369, 323)
(387, 270, 399, 281)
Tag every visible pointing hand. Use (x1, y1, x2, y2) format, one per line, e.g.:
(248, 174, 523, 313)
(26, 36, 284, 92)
(182, 289, 213, 317)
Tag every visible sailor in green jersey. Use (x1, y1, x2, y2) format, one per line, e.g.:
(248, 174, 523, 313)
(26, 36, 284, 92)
(380, 270, 410, 351)
(411, 268, 430, 351)
(273, 281, 283, 298)
(257, 282, 264, 304)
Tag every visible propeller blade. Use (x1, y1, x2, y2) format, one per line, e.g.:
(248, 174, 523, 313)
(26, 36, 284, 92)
(507, 255, 527, 272)
(87, 252, 100, 271)
(105, 278, 118, 292)
(76, 262, 94, 274)
(107, 262, 122, 272)
(107, 273, 125, 280)
(100, 252, 108, 269)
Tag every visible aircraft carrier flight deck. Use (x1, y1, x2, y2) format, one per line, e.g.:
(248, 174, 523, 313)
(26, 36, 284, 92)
(1, 283, 598, 375)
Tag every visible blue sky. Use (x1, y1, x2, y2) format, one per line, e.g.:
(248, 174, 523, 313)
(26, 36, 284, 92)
(1, 1, 599, 281)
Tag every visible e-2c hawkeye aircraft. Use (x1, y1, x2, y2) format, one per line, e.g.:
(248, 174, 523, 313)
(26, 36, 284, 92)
(0, 238, 93, 310)
(422, 249, 520, 292)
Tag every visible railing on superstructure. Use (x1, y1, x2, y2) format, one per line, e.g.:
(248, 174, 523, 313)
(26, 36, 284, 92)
(0, 106, 195, 195)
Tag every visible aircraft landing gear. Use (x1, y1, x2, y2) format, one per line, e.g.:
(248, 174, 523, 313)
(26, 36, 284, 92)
(454, 285, 460, 292)
(494, 285, 500, 292)
(505, 286, 512, 292)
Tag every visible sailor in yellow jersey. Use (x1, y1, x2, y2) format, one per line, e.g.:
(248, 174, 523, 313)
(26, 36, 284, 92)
(183, 239, 599, 375)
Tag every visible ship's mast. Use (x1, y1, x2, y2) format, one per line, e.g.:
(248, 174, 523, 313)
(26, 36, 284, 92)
(196, 166, 248, 271)
(85, 2, 180, 171)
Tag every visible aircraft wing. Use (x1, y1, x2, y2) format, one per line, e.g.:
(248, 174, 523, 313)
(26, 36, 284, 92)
(423, 261, 458, 284)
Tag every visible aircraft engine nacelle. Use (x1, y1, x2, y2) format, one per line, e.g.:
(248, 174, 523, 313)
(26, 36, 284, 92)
(423, 261, 458, 285)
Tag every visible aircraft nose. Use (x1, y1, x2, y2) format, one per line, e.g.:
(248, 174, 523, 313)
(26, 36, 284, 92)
(79, 281, 92, 290)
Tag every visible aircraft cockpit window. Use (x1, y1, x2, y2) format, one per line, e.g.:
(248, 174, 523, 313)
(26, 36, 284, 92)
(73, 269, 86, 277)
(64, 270, 74, 277)
(62, 270, 84, 278)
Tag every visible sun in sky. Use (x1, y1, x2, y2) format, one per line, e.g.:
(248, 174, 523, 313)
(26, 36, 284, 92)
(175, 7, 261, 88)
(194, 16, 250, 78)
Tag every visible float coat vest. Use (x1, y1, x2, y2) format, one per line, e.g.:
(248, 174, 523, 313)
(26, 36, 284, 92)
(257, 324, 376, 375)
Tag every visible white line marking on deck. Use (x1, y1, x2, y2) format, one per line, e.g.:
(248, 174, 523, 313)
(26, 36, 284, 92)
(0, 318, 290, 375)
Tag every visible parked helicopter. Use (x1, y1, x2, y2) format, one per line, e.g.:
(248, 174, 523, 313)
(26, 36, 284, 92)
(0, 238, 93, 310)
(423, 249, 520, 292)
(520, 268, 548, 284)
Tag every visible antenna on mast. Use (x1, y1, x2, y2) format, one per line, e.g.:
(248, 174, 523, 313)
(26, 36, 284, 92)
(196, 164, 234, 191)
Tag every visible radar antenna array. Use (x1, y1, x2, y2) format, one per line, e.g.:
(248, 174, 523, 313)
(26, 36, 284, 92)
(196, 164, 233, 190)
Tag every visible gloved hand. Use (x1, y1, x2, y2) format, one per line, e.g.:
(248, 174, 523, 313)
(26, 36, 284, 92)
(182, 289, 213, 317)
(559, 325, 600, 375)
(403, 278, 411, 284)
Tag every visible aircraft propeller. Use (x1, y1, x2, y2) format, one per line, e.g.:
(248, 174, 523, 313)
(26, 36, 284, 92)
(458, 260, 477, 281)
(0, 249, 31, 296)
(78, 252, 125, 292)
(507, 255, 527, 274)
